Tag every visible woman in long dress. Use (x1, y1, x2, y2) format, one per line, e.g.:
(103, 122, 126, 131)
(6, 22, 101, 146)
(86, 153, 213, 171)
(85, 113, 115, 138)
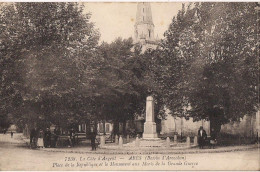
(38, 130, 44, 148)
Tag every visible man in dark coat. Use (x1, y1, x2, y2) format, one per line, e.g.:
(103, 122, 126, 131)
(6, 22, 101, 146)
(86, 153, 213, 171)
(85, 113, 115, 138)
(30, 127, 38, 148)
(53, 127, 60, 147)
(69, 128, 76, 147)
(198, 126, 207, 149)
(44, 128, 51, 148)
(30, 128, 37, 144)
(90, 127, 97, 151)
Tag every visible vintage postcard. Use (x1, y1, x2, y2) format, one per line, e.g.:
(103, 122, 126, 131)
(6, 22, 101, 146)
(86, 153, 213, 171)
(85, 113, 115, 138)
(0, 1, 259, 171)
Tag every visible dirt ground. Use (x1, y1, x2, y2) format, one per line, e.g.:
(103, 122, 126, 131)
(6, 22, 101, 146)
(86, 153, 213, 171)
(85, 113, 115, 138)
(0, 133, 259, 171)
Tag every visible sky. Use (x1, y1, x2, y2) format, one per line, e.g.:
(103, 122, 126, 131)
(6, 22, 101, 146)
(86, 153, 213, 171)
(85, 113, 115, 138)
(84, 2, 183, 43)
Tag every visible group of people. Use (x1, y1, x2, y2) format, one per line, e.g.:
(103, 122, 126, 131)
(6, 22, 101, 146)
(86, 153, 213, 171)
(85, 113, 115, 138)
(29, 127, 89, 148)
(197, 126, 217, 149)
(30, 127, 61, 148)
(2, 129, 14, 138)
(29, 126, 212, 150)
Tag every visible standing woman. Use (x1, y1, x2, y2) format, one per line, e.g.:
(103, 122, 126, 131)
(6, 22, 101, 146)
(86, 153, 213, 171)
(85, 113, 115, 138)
(38, 130, 44, 148)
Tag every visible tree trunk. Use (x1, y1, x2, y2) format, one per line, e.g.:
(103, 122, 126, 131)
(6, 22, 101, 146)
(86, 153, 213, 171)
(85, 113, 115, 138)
(102, 120, 106, 135)
(113, 120, 119, 136)
(123, 120, 126, 136)
(209, 111, 222, 139)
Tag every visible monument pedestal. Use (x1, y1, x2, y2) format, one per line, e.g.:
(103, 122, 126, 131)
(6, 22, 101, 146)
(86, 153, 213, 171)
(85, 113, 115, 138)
(142, 96, 158, 139)
(143, 121, 158, 139)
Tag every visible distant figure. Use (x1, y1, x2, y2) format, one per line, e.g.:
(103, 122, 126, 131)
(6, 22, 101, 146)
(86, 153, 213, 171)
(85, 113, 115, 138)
(69, 128, 76, 147)
(198, 126, 207, 149)
(11, 131, 13, 138)
(44, 128, 51, 148)
(90, 127, 97, 151)
(30, 128, 37, 144)
(210, 128, 217, 149)
(53, 127, 60, 148)
(30, 127, 38, 148)
(38, 130, 44, 148)
(3, 129, 7, 134)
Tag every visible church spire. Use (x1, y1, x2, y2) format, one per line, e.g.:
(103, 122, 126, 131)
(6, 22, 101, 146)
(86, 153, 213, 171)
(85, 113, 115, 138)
(135, 2, 154, 25)
(134, 2, 155, 43)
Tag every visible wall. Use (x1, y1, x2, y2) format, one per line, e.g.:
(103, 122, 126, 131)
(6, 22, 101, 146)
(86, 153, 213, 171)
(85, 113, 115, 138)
(221, 113, 259, 138)
(161, 115, 210, 137)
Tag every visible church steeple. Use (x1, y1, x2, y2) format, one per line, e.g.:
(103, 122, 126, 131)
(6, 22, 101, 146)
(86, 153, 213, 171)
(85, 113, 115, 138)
(134, 2, 155, 43)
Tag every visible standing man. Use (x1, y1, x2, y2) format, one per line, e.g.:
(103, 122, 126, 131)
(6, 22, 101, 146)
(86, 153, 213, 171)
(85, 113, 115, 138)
(44, 128, 51, 148)
(69, 128, 76, 147)
(198, 126, 207, 149)
(11, 131, 13, 138)
(90, 127, 97, 151)
(53, 126, 60, 148)
(30, 127, 38, 148)
(30, 128, 36, 145)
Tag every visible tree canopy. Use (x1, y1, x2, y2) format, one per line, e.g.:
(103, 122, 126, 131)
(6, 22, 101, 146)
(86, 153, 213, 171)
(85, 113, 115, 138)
(0, 2, 258, 134)
(0, 2, 99, 129)
(0, 3, 156, 130)
(148, 2, 259, 132)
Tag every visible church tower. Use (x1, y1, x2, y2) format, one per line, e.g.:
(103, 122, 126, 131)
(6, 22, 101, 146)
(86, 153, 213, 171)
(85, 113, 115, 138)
(134, 2, 158, 51)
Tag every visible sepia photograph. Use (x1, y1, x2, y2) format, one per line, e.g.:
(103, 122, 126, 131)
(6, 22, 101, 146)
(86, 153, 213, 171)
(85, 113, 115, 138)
(0, 1, 259, 171)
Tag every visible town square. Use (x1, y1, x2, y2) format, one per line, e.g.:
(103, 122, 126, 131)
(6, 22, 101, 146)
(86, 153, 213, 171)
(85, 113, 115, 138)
(0, 2, 259, 171)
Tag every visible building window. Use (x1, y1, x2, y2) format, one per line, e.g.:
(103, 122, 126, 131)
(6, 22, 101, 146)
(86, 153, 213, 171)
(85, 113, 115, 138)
(99, 123, 103, 133)
(106, 124, 110, 133)
(82, 124, 86, 132)
(143, 16, 144, 21)
(148, 30, 151, 38)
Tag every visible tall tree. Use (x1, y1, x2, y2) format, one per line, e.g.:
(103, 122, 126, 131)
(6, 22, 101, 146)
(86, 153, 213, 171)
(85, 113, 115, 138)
(88, 37, 165, 135)
(150, 2, 259, 133)
(0, 2, 99, 129)
(90, 38, 148, 134)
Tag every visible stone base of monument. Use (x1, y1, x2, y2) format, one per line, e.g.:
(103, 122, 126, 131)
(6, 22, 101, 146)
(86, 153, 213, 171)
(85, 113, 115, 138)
(118, 139, 195, 149)
(101, 96, 197, 150)
(124, 138, 164, 147)
(101, 139, 197, 150)
(143, 121, 158, 139)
